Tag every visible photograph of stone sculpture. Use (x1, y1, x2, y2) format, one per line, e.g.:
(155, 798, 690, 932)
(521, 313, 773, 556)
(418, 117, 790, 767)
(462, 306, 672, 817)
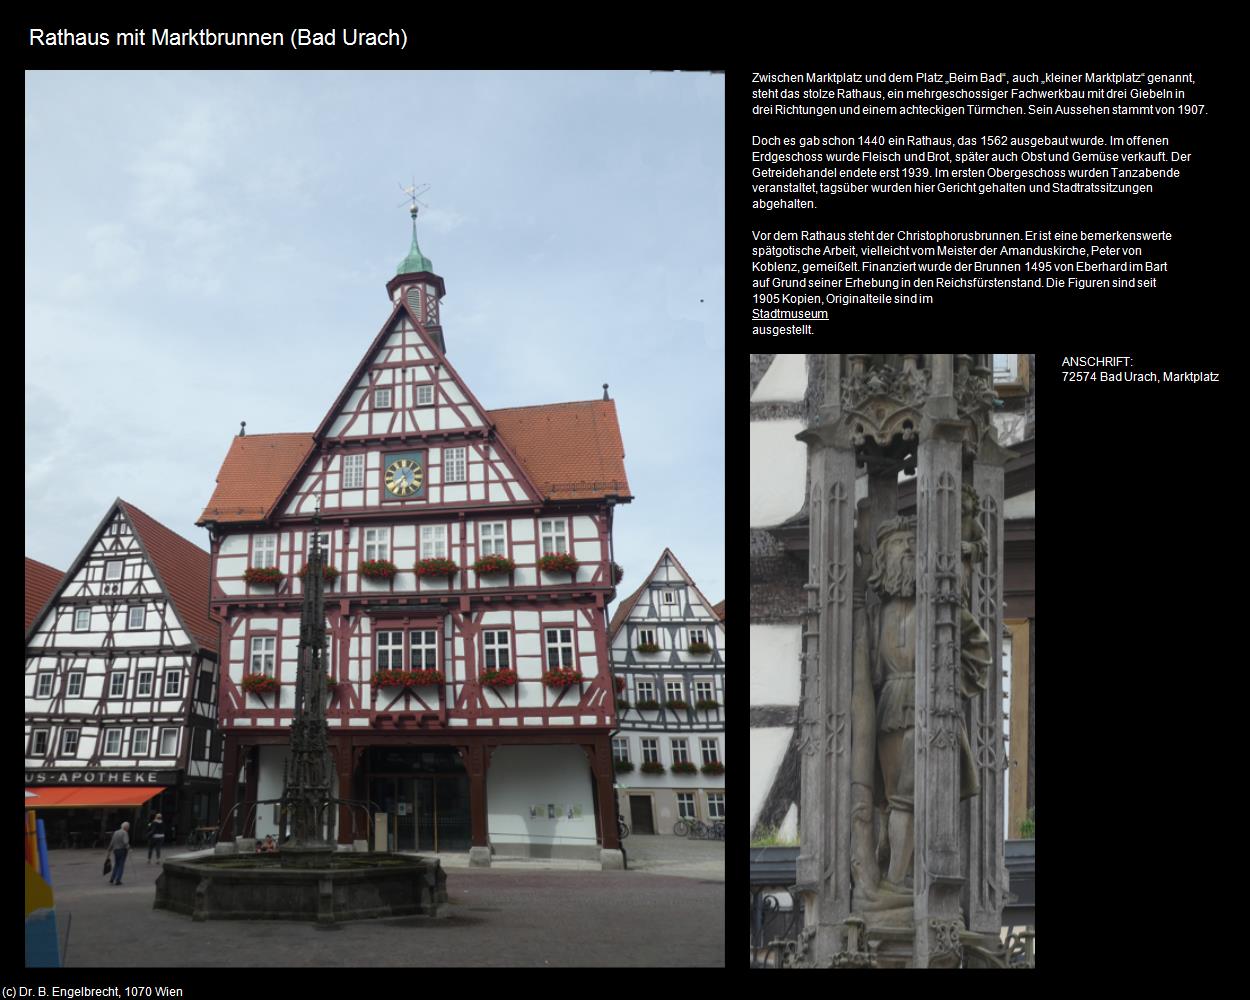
(749, 354, 1035, 969)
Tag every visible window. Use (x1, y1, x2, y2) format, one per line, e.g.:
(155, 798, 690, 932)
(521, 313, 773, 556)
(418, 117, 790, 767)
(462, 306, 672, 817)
(479, 522, 507, 556)
(665, 679, 684, 702)
(638, 628, 658, 647)
(254, 534, 277, 569)
(74, 607, 91, 631)
(416, 384, 434, 406)
(544, 628, 574, 669)
(641, 738, 660, 764)
(671, 739, 690, 764)
(374, 387, 392, 409)
(159, 728, 178, 756)
(364, 527, 390, 562)
(694, 679, 714, 702)
(128, 606, 145, 629)
(444, 447, 466, 483)
(636, 679, 655, 702)
(540, 518, 568, 555)
(67, 673, 84, 698)
(342, 454, 365, 490)
(196, 671, 213, 703)
(991, 354, 1030, 395)
(677, 793, 697, 819)
(612, 737, 630, 763)
(661, 590, 678, 605)
(132, 728, 150, 755)
(36, 674, 53, 698)
(307, 531, 331, 555)
(137, 671, 154, 696)
(706, 792, 725, 819)
(420, 524, 448, 558)
(163, 669, 182, 697)
(105, 560, 123, 581)
(410, 630, 438, 670)
(689, 627, 707, 646)
(103, 729, 122, 756)
(60, 730, 80, 756)
(192, 727, 208, 761)
(109, 671, 126, 698)
(483, 630, 511, 670)
(249, 636, 275, 677)
(700, 738, 720, 765)
(992, 354, 1019, 382)
(376, 631, 404, 669)
(31, 729, 49, 755)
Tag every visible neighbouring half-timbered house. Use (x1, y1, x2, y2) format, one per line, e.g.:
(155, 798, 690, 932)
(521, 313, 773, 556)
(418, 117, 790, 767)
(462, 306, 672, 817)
(24, 500, 221, 848)
(609, 549, 725, 836)
(26, 557, 63, 634)
(197, 220, 631, 862)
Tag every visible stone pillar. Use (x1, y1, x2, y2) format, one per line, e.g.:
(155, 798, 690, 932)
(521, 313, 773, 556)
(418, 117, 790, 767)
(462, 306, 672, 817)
(593, 735, 621, 850)
(913, 355, 966, 968)
(466, 743, 491, 866)
(796, 354, 857, 964)
(965, 450, 1009, 932)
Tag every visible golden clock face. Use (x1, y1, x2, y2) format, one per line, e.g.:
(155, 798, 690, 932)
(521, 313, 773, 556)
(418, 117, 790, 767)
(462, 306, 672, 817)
(385, 457, 423, 497)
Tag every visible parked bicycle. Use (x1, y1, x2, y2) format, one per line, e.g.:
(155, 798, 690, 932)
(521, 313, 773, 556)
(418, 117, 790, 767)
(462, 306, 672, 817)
(617, 816, 630, 840)
(673, 817, 709, 838)
(186, 826, 217, 850)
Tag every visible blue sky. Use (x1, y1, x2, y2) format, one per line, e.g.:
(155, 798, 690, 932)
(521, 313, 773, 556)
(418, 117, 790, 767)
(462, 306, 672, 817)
(25, 70, 725, 607)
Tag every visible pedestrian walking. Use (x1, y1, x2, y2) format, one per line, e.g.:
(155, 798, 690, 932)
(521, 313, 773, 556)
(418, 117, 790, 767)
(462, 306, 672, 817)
(107, 821, 130, 885)
(146, 813, 165, 863)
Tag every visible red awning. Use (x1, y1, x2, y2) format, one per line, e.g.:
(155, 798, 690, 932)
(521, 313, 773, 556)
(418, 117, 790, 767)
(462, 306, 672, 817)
(23, 786, 164, 809)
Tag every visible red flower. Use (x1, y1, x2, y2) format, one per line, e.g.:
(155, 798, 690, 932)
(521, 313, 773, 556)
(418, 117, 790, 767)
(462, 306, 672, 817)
(415, 558, 459, 578)
(244, 566, 284, 586)
(360, 559, 398, 580)
(542, 668, 584, 688)
(481, 668, 518, 688)
(473, 554, 515, 575)
(537, 553, 579, 574)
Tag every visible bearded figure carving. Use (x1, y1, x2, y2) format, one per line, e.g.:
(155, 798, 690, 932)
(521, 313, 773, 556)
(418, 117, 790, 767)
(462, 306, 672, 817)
(850, 506, 991, 914)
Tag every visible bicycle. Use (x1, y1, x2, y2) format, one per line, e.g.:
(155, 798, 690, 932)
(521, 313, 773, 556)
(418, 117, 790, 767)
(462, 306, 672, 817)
(617, 816, 630, 840)
(674, 818, 708, 838)
(186, 826, 217, 850)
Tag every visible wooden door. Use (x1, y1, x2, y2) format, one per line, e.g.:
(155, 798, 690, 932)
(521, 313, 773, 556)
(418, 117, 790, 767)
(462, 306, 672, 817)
(629, 795, 654, 835)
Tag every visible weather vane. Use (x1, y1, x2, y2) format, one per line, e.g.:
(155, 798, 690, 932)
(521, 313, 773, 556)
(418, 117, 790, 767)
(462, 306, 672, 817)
(398, 178, 431, 220)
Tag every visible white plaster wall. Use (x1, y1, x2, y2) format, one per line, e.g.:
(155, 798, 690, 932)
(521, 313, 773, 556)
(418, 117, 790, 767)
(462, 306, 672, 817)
(750, 728, 792, 832)
(487, 746, 596, 845)
(1004, 489, 1035, 520)
(751, 354, 807, 402)
(749, 624, 802, 706)
(749, 420, 807, 526)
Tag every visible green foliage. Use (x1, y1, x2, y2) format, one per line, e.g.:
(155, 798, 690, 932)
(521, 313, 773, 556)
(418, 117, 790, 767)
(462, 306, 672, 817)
(1019, 807, 1035, 839)
(750, 824, 799, 847)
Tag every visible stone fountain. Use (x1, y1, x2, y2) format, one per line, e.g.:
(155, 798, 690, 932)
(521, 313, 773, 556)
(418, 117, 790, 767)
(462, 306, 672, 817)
(155, 522, 447, 923)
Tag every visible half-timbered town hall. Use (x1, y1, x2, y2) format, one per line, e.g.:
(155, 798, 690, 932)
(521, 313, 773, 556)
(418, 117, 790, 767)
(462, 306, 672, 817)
(609, 550, 725, 836)
(197, 218, 631, 862)
(24, 500, 221, 848)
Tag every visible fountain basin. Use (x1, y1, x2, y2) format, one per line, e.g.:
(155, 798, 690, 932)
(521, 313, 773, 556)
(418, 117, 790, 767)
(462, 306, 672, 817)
(154, 852, 448, 923)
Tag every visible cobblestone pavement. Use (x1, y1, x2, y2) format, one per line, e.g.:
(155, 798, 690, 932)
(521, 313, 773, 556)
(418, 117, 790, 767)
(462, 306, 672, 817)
(35, 844, 724, 967)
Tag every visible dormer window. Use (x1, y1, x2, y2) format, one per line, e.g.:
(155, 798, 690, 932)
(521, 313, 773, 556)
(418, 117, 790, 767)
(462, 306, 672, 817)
(374, 387, 393, 409)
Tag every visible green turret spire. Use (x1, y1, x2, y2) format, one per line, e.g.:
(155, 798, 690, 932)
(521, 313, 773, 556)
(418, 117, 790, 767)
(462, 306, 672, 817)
(397, 205, 433, 275)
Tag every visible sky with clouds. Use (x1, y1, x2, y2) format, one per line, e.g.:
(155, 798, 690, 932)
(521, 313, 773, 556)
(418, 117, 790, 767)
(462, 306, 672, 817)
(25, 70, 725, 607)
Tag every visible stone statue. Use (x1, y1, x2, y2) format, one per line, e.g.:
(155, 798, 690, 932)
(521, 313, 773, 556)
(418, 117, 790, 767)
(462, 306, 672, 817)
(849, 501, 992, 915)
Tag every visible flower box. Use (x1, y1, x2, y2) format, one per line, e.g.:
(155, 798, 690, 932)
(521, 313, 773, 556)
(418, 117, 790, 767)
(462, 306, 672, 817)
(359, 559, 398, 581)
(612, 562, 625, 585)
(616, 699, 630, 711)
(371, 669, 412, 688)
(542, 668, 584, 688)
(687, 641, 712, 655)
(481, 668, 518, 688)
(636, 642, 661, 654)
(243, 566, 284, 586)
(636, 699, 660, 710)
(472, 554, 515, 576)
(415, 557, 459, 578)
(297, 563, 340, 583)
(665, 699, 689, 711)
(700, 762, 725, 776)
(408, 669, 444, 686)
(670, 761, 698, 775)
(694, 699, 720, 711)
(614, 760, 635, 773)
(242, 674, 279, 694)
(537, 553, 579, 574)
(639, 762, 665, 775)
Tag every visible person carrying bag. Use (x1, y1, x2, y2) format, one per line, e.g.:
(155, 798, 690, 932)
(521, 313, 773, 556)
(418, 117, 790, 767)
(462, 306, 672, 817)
(106, 822, 130, 885)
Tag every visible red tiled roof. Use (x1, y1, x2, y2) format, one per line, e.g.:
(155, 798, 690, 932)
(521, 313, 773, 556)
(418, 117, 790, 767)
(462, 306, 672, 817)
(120, 501, 218, 654)
(608, 577, 649, 638)
(713, 600, 725, 622)
(488, 400, 631, 501)
(25, 557, 63, 633)
(197, 433, 316, 525)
